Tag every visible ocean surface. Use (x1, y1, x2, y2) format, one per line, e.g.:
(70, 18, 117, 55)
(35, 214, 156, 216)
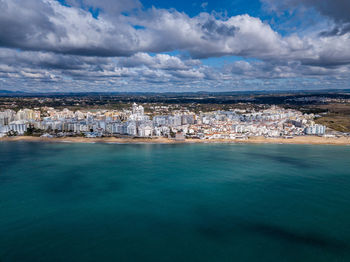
(1, 142, 350, 262)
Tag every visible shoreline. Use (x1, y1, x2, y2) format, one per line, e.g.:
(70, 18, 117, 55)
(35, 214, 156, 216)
(1, 136, 350, 145)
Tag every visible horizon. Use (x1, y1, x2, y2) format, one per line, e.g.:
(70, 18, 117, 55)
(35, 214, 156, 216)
(1, 0, 350, 92)
(1, 88, 350, 96)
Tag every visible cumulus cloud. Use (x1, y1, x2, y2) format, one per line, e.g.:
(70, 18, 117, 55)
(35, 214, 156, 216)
(0, 47, 225, 92)
(119, 53, 201, 70)
(0, 0, 295, 59)
(0, 0, 144, 56)
(263, 0, 350, 36)
(263, 0, 350, 23)
(1, 0, 348, 63)
(0, 0, 350, 92)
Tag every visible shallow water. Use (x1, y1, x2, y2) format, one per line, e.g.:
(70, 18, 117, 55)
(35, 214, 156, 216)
(1, 142, 350, 261)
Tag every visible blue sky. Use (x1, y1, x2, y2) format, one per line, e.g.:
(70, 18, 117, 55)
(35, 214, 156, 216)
(0, 0, 349, 92)
(141, 0, 263, 17)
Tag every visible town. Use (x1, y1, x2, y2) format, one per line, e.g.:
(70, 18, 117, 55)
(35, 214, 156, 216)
(0, 103, 331, 140)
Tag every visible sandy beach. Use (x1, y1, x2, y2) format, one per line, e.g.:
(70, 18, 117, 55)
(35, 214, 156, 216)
(1, 135, 350, 145)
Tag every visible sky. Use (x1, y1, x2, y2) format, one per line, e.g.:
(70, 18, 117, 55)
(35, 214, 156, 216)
(0, 0, 350, 92)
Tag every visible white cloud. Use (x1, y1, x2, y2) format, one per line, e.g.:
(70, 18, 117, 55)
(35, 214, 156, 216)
(1, 0, 350, 91)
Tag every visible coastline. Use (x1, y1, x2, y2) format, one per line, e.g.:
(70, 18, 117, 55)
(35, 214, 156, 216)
(1, 135, 350, 145)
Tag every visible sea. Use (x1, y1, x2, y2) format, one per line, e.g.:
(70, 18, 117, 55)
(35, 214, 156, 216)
(1, 142, 350, 262)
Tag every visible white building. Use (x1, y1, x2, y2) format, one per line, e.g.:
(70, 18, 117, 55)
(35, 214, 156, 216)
(126, 121, 137, 136)
(132, 103, 144, 116)
(8, 121, 27, 134)
(138, 124, 153, 137)
(305, 124, 326, 135)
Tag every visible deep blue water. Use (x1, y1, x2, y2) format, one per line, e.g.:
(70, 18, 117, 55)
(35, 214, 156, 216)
(1, 142, 350, 261)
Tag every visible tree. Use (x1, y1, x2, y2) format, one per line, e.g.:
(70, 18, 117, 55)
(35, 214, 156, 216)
(169, 130, 176, 138)
(6, 130, 18, 136)
(23, 124, 35, 136)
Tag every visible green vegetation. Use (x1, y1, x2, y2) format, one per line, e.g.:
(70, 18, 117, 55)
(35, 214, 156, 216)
(6, 130, 18, 136)
(23, 124, 44, 136)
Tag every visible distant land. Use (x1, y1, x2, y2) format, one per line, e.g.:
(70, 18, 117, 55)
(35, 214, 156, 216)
(0, 89, 350, 97)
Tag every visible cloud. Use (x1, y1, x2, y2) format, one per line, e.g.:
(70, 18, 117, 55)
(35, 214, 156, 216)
(1, 45, 349, 93)
(225, 59, 350, 80)
(132, 10, 287, 59)
(119, 52, 201, 70)
(267, 0, 350, 23)
(0, 47, 224, 91)
(319, 23, 350, 37)
(200, 19, 238, 40)
(262, 0, 350, 36)
(0, 0, 293, 59)
(2, 0, 348, 64)
(0, 0, 143, 56)
(0, 0, 350, 92)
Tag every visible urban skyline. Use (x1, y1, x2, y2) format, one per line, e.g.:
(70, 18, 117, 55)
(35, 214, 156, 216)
(0, 103, 329, 139)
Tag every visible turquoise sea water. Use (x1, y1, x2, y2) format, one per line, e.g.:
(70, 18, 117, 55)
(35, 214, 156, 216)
(1, 142, 350, 262)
